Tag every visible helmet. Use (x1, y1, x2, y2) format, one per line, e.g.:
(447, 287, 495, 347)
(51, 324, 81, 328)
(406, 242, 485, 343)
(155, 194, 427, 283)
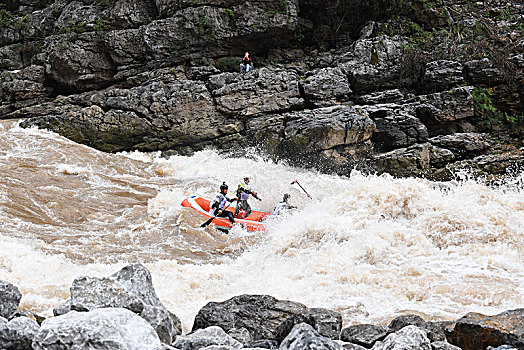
(244, 176, 250, 181)
(220, 182, 228, 191)
(283, 193, 290, 201)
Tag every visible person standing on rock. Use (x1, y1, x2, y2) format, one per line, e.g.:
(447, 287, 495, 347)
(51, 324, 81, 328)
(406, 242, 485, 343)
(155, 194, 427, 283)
(240, 52, 253, 73)
(235, 176, 261, 218)
(210, 182, 237, 223)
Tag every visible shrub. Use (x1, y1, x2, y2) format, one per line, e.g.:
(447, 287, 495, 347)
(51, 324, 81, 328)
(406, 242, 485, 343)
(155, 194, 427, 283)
(215, 57, 240, 73)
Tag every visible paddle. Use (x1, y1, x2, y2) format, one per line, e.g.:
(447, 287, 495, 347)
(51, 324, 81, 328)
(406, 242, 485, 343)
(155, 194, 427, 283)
(201, 201, 233, 228)
(291, 179, 312, 199)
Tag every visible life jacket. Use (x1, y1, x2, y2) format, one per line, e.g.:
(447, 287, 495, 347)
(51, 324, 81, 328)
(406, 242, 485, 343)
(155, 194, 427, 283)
(272, 201, 289, 215)
(210, 193, 230, 214)
(236, 182, 252, 201)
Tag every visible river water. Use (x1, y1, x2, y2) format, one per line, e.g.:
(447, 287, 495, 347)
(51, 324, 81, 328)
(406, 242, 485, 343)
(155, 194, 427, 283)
(1, 119, 523, 332)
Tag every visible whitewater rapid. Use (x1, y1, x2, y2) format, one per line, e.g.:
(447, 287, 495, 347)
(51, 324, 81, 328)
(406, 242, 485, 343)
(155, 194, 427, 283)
(0, 120, 523, 332)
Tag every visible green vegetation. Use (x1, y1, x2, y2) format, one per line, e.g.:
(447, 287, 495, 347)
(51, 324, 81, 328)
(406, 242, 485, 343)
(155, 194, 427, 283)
(0, 6, 26, 29)
(473, 87, 524, 130)
(93, 16, 111, 31)
(215, 56, 239, 72)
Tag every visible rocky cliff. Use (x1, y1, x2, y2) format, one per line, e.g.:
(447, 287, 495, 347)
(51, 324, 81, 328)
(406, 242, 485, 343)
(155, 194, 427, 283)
(1, 0, 522, 179)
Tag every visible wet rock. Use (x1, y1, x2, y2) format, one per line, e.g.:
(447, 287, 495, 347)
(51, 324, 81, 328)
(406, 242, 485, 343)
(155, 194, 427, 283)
(32, 308, 163, 350)
(209, 68, 304, 117)
(173, 326, 243, 350)
(429, 145, 456, 167)
(274, 307, 342, 342)
(372, 325, 431, 350)
(373, 143, 431, 177)
(425, 321, 454, 342)
(367, 105, 428, 152)
(279, 323, 342, 350)
(429, 133, 490, 159)
(192, 294, 341, 343)
(388, 314, 426, 332)
(423, 60, 464, 92)
(450, 309, 524, 350)
(54, 264, 179, 344)
(0, 316, 40, 350)
(431, 340, 461, 350)
(0, 280, 22, 319)
(340, 324, 390, 347)
(301, 67, 351, 107)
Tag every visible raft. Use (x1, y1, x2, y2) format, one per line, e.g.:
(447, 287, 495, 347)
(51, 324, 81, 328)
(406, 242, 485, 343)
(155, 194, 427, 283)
(181, 195, 270, 232)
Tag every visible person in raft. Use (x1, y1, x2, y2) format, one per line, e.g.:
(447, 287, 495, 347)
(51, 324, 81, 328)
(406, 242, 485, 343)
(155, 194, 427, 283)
(272, 193, 296, 215)
(240, 52, 253, 73)
(210, 182, 237, 223)
(235, 176, 261, 218)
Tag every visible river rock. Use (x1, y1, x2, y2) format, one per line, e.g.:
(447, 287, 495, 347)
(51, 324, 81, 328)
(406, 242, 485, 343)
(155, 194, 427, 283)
(340, 324, 390, 348)
(0, 280, 22, 319)
(372, 325, 431, 350)
(192, 295, 342, 343)
(173, 326, 243, 350)
(0, 316, 39, 350)
(388, 314, 426, 332)
(32, 308, 163, 350)
(449, 309, 524, 350)
(54, 263, 180, 344)
(301, 67, 351, 107)
(431, 341, 461, 350)
(279, 323, 342, 350)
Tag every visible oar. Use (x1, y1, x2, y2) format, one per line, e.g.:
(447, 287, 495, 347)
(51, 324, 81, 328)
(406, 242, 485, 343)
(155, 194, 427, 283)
(291, 179, 312, 199)
(201, 202, 233, 228)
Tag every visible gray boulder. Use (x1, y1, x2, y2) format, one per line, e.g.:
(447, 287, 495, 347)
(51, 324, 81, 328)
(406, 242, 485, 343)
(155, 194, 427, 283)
(388, 314, 426, 332)
(54, 264, 180, 344)
(0, 316, 40, 350)
(173, 326, 243, 350)
(0, 280, 22, 319)
(192, 295, 342, 343)
(279, 323, 342, 350)
(373, 143, 431, 177)
(429, 133, 490, 159)
(340, 324, 390, 348)
(431, 341, 461, 350)
(32, 308, 163, 350)
(301, 67, 351, 107)
(372, 325, 431, 350)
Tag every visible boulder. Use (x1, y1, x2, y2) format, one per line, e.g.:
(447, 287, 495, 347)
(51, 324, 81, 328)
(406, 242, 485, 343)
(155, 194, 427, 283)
(371, 325, 431, 350)
(428, 133, 490, 159)
(0, 316, 40, 350)
(340, 324, 390, 348)
(449, 309, 524, 350)
(192, 295, 342, 343)
(32, 308, 163, 350)
(209, 68, 304, 117)
(373, 143, 431, 177)
(279, 323, 342, 350)
(54, 264, 180, 344)
(431, 341, 461, 350)
(173, 326, 243, 350)
(367, 105, 428, 152)
(0, 280, 22, 319)
(301, 67, 351, 107)
(388, 314, 426, 332)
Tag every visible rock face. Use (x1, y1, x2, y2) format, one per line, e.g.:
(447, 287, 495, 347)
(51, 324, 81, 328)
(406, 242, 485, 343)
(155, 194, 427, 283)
(450, 309, 524, 350)
(1, 0, 523, 178)
(54, 264, 180, 344)
(32, 308, 163, 350)
(192, 294, 342, 343)
(0, 281, 22, 319)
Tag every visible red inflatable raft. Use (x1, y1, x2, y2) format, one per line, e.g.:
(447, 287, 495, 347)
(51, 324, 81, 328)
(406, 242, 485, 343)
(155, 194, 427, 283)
(181, 195, 270, 232)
